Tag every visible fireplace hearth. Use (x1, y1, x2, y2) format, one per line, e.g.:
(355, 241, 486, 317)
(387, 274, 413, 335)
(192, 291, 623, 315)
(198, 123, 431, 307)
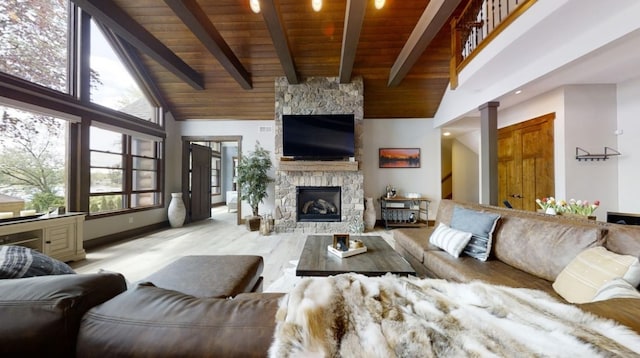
(297, 186, 341, 222)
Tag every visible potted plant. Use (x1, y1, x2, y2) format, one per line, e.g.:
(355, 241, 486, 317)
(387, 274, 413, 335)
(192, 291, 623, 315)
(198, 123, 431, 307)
(236, 142, 274, 231)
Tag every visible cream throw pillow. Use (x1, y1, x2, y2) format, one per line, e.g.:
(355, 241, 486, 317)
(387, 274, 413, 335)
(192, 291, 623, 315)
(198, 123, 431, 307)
(429, 223, 473, 258)
(552, 247, 640, 303)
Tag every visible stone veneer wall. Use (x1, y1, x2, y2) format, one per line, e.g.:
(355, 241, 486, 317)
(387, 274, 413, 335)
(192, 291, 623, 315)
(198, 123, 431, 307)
(274, 77, 364, 233)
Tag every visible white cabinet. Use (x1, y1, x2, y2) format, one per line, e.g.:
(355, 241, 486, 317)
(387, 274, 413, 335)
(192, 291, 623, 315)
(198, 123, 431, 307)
(0, 213, 86, 262)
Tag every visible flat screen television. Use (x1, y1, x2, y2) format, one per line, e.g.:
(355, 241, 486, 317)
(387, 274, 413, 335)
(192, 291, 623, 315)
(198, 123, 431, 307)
(607, 211, 640, 226)
(282, 114, 355, 160)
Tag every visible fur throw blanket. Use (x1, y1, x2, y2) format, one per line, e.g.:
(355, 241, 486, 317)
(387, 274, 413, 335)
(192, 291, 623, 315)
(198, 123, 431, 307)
(269, 273, 640, 357)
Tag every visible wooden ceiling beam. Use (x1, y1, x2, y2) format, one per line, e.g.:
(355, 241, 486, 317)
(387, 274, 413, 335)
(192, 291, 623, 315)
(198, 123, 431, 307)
(387, 0, 462, 87)
(339, 0, 367, 84)
(71, 0, 204, 90)
(164, 0, 252, 90)
(261, 0, 298, 85)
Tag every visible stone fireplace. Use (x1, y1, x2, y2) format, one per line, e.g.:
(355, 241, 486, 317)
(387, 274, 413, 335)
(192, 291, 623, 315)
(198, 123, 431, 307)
(274, 77, 364, 233)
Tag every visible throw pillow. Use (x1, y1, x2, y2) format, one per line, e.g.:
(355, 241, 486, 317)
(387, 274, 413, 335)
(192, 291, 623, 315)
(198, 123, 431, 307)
(0, 245, 75, 279)
(449, 206, 501, 261)
(591, 277, 640, 302)
(429, 223, 473, 258)
(552, 246, 640, 303)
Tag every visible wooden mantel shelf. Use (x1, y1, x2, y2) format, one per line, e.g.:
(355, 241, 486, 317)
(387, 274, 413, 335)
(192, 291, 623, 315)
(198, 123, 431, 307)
(278, 159, 359, 172)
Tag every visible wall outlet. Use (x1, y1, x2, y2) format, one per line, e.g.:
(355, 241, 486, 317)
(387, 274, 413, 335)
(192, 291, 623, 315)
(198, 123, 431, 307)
(128, 217, 134, 224)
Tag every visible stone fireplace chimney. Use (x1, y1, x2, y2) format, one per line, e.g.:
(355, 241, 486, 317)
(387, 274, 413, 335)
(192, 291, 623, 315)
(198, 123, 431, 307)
(273, 77, 364, 233)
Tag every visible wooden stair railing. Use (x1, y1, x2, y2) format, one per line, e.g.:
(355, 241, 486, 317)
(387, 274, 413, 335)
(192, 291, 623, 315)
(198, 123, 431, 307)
(450, 0, 537, 89)
(441, 171, 453, 200)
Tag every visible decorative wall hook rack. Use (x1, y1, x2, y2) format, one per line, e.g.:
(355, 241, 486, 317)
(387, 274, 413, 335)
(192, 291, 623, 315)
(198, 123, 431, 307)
(575, 147, 621, 161)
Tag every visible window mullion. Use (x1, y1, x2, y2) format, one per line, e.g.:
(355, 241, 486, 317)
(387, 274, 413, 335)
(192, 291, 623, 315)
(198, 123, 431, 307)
(124, 135, 132, 209)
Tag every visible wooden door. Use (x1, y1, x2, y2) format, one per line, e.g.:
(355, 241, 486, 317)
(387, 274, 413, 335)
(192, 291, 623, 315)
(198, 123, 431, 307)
(498, 113, 555, 211)
(190, 143, 212, 222)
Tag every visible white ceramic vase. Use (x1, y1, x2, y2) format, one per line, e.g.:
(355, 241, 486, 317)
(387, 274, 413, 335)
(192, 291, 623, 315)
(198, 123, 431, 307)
(364, 197, 376, 230)
(168, 192, 186, 228)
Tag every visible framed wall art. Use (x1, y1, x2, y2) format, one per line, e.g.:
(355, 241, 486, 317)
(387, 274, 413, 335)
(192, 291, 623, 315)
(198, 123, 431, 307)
(379, 148, 421, 168)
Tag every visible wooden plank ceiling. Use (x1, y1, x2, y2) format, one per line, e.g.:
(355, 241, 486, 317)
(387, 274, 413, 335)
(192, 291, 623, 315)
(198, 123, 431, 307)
(104, 0, 461, 120)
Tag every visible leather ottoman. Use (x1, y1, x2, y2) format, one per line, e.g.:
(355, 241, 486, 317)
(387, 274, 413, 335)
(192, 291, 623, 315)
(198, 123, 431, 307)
(143, 255, 264, 298)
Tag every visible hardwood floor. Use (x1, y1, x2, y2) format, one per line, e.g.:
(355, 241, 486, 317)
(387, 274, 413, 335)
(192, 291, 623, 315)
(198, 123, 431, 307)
(71, 206, 395, 289)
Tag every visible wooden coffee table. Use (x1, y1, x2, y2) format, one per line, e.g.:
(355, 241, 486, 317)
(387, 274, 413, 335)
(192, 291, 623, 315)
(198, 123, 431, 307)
(296, 235, 416, 277)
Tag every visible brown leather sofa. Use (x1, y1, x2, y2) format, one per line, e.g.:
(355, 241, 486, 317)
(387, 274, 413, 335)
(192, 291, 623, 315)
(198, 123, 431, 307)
(76, 255, 282, 357)
(393, 199, 640, 334)
(0, 255, 281, 357)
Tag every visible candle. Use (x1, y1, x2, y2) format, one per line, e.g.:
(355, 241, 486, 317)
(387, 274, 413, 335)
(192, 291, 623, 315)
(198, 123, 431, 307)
(20, 210, 37, 216)
(0, 212, 13, 219)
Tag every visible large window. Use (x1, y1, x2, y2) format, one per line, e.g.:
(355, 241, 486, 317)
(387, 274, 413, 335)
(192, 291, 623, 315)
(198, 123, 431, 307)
(0, 104, 69, 214)
(0, 0, 69, 93)
(0, 2, 166, 220)
(89, 19, 156, 122)
(89, 126, 162, 214)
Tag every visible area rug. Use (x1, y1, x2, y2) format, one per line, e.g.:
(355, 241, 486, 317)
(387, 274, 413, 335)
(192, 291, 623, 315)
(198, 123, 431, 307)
(269, 273, 640, 357)
(265, 260, 301, 293)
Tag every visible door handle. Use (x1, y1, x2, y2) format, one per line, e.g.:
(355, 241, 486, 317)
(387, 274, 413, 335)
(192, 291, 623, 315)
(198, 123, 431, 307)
(510, 194, 523, 198)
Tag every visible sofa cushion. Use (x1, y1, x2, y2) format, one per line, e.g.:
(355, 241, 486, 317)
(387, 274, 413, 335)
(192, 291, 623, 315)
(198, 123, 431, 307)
(0, 245, 75, 279)
(429, 223, 472, 258)
(0, 272, 126, 357)
(604, 224, 640, 258)
(393, 227, 437, 264)
(552, 247, 640, 303)
(578, 298, 640, 335)
(450, 206, 500, 261)
(492, 214, 606, 281)
(423, 250, 560, 298)
(591, 278, 640, 302)
(143, 255, 264, 298)
(76, 284, 283, 357)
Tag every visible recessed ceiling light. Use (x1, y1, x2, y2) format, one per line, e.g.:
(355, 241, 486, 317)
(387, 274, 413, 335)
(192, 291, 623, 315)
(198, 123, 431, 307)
(312, 0, 322, 12)
(374, 0, 385, 9)
(249, 0, 260, 13)
(515, 89, 522, 95)
(443, 131, 451, 137)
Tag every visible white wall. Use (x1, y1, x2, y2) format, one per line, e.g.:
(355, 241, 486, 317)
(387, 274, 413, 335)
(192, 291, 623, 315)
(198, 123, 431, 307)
(451, 139, 479, 204)
(363, 118, 441, 220)
(563, 85, 618, 221)
(617, 77, 640, 213)
(179, 120, 276, 218)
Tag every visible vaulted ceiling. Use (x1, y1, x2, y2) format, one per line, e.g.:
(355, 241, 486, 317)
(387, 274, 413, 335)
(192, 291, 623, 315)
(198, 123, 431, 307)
(77, 0, 463, 121)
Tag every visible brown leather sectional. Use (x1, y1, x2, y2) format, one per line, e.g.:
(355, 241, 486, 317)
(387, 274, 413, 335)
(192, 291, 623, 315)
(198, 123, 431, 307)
(393, 199, 640, 334)
(3, 205, 638, 356)
(0, 255, 281, 357)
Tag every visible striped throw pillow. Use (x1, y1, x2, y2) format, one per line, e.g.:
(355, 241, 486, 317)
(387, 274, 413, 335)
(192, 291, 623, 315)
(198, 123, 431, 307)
(552, 247, 640, 303)
(429, 223, 473, 258)
(592, 277, 640, 302)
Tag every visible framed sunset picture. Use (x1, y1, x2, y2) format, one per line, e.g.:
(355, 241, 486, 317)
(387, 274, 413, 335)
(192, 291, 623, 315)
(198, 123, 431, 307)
(379, 148, 421, 168)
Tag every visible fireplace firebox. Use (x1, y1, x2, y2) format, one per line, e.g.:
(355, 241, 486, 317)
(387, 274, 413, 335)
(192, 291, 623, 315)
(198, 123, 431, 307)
(297, 186, 341, 222)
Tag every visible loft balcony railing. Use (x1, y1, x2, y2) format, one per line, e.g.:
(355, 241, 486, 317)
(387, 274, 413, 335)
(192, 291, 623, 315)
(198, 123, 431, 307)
(450, 0, 537, 89)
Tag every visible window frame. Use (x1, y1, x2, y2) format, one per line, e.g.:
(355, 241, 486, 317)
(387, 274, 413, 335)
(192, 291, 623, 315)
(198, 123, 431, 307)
(88, 126, 164, 217)
(0, 3, 168, 219)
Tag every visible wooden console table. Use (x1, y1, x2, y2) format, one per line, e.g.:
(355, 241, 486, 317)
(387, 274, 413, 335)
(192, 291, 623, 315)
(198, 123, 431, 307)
(379, 197, 430, 229)
(0, 213, 86, 262)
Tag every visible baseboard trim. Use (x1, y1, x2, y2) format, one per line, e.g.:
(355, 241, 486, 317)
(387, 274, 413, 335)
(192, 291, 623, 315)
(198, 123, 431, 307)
(83, 221, 170, 250)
